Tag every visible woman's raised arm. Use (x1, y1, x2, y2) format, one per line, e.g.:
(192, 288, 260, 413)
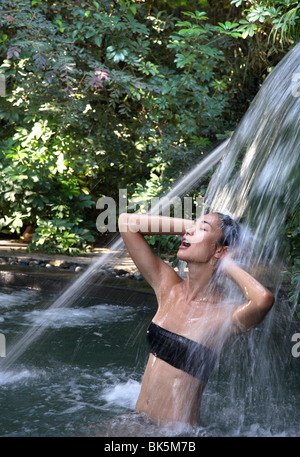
(222, 257, 275, 332)
(118, 213, 193, 292)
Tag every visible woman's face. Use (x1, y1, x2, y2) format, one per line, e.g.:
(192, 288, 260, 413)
(177, 213, 225, 264)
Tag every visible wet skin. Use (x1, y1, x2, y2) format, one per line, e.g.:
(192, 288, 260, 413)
(118, 212, 274, 426)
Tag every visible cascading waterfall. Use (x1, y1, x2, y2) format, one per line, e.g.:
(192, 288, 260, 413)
(0, 42, 299, 434)
(205, 43, 300, 310)
(201, 43, 300, 433)
(206, 43, 300, 257)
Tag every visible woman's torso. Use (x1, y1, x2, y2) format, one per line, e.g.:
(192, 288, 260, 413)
(136, 280, 234, 426)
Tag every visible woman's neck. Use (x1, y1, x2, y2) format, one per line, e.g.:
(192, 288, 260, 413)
(183, 261, 217, 302)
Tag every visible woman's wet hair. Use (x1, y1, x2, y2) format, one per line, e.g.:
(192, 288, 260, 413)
(215, 212, 240, 248)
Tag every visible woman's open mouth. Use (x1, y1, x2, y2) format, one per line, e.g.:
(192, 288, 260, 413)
(179, 239, 191, 249)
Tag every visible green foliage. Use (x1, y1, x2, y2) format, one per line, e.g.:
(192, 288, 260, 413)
(29, 218, 95, 256)
(0, 0, 298, 300)
(0, 118, 97, 254)
(145, 234, 182, 267)
(0, 0, 243, 255)
(231, 0, 300, 44)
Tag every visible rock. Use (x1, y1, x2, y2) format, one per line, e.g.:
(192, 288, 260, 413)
(134, 273, 144, 281)
(29, 260, 39, 267)
(114, 268, 128, 276)
(8, 258, 17, 265)
(19, 259, 29, 265)
(51, 260, 72, 269)
(60, 261, 72, 269)
(49, 259, 65, 268)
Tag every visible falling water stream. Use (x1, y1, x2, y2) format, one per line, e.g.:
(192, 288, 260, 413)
(0, 43, 300, 436)
(1, 139, 230, 371)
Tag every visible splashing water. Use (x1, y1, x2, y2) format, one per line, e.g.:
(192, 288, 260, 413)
(1, 139, 229, 371)
(203, 43, 300, 431)
(0, 43, 299, 434)
(207, 43, 300, 252)
(206, 43, 300, 312)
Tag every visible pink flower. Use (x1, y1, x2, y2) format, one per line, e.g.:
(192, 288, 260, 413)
(88, 68, 110, 90)
(6, 16, 14, 21)
(95, 68, 109, 80)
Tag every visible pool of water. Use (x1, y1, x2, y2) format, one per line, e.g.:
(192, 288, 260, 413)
(0, 287, 299, 437)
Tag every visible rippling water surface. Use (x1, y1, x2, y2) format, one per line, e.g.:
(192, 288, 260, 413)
(0, 287, 299, 437)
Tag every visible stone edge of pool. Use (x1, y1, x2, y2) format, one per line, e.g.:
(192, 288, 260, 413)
(0, 240, 159, 307)
(0, 264, 158, 307)
(0, 239, 296, 315)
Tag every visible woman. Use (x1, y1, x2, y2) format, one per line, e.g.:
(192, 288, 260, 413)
(118, 211, 274, 427)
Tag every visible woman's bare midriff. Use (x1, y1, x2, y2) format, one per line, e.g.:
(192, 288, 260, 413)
(135, 290, 233, 426)
(136, 353, 205, 426)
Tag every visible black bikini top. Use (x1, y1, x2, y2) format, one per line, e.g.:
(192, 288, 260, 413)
(146, 321, 217, 383)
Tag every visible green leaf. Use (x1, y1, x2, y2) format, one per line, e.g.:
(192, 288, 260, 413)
(94, 35, 102, 46)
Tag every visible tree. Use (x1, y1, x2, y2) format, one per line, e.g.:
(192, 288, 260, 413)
(0, 0, 297, 258)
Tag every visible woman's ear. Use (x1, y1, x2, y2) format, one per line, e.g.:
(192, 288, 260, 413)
(214, 245, 229, 259)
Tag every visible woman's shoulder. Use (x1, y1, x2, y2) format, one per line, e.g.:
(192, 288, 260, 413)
(155, 266, 183, 303)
